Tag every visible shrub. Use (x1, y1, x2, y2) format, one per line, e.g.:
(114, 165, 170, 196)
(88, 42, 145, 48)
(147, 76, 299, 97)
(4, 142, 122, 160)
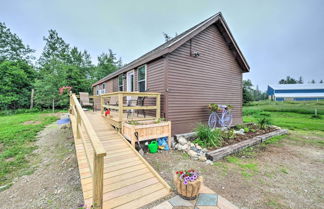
(194, 123, 222, 148)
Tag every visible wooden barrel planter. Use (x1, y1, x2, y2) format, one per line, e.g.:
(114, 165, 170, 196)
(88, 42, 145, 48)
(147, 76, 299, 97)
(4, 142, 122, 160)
(173, 174, 203, 200)
(122, 120, 171, 148)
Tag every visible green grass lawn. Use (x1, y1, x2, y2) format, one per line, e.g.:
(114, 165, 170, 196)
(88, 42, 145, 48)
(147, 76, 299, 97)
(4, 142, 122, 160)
(244, 100, 324, 115)
(244, 101, 324, 131)
(0, 113, 58, 187)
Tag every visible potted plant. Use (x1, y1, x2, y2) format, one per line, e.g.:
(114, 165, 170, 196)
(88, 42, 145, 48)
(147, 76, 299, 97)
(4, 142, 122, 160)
(173, 169, 203, 200)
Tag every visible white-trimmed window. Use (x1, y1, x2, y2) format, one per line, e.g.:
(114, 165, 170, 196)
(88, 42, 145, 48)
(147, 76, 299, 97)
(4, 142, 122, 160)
(96, 85, 99, 95)
(118, 75, 124, 91)
(102, 83, 106, 90)
(137, 65, 147, 92)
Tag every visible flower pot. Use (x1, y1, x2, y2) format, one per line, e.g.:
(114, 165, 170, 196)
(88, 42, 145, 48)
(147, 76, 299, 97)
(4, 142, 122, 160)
(173, 174, 203, 200)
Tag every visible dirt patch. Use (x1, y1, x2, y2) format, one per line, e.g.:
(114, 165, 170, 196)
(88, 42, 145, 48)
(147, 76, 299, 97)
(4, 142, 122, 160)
(23, 120, 41, 125)
(145, 131, 324, 209)
(0, 117, 83, 209)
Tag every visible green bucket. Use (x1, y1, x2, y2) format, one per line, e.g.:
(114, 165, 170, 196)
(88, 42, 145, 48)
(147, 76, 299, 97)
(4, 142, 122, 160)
(148, 141, 158, 153)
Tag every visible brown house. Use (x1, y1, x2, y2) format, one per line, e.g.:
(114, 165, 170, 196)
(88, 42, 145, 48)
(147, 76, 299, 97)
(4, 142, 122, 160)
(92, 12, 250, 135)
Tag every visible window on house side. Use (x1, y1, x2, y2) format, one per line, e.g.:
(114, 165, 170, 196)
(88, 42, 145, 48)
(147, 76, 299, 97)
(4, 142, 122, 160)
(118, 75, 124, 91)
(137, 65, 146, 92)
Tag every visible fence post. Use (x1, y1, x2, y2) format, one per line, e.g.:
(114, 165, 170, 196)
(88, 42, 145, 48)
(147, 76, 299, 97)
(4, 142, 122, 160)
(93, 154, 105, 209)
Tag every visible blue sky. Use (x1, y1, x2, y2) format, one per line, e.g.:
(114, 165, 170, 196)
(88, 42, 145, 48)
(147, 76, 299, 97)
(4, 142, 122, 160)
(1, 0, 324, 90)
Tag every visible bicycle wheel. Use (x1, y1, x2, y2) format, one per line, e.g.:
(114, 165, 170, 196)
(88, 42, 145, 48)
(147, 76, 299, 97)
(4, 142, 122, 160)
(208, 112, 217, 129)
(223, 111, 233, 127)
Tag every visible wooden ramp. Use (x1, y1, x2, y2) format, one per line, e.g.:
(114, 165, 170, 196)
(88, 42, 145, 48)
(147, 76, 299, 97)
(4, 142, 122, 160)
(71, 111, 171, 209)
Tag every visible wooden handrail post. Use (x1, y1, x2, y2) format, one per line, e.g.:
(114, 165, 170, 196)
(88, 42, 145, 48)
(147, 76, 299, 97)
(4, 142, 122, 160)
(156, 94, 161, 120)
(118, 93, 123, 122)
(93, 153, 105, 209)
(76, 108, 81, 139)
(100, 96, 104, 115)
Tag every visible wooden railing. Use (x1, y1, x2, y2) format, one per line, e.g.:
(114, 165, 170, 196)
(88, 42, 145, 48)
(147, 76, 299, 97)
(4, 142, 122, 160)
(100, 91, 161, 122)
(70, 93, 106, 208)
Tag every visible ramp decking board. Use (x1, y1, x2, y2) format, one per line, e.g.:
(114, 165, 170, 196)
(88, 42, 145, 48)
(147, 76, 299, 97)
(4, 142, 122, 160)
(70, 111, 171, 209)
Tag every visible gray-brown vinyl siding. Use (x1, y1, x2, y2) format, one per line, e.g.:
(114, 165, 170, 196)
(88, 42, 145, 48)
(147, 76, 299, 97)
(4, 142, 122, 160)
(167, 24, 243, 134)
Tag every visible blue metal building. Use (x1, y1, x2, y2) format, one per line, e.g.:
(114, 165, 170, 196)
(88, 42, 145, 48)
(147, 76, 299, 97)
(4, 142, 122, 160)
(267, 84, 324, 101)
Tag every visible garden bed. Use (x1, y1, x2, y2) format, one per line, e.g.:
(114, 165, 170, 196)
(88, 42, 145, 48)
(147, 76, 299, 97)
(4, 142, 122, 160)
(174, 123, 287, 162)
(211, 124, 277, 150)
(206, 128, 288, 161)
(122, 120, 171, 148)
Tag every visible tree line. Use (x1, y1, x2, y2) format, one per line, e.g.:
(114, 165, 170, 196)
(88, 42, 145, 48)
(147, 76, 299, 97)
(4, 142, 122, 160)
(0, 22, 121, 110)
(279, 76, 323, 84)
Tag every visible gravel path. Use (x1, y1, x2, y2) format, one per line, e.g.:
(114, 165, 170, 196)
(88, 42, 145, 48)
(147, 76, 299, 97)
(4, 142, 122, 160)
(145, 131, 324, 209)
(0, 118, 83, 209)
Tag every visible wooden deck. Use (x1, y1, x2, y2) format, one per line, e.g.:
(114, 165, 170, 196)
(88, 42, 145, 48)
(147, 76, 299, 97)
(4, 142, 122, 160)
(71, 110, 171, 209)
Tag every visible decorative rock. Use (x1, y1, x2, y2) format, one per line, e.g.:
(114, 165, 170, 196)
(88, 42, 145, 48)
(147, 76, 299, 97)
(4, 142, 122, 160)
(202, 148, 208, 153)
(178, 137, 187, 145)
(188, 150, 198, 157)
(198, 154, 207, 162)
(181, 144, 189, 151)
(196, 144, 202, 150)
(205, 160, 213, 165)
(190, 142, 195, 147)
(234, 129, 245, 135)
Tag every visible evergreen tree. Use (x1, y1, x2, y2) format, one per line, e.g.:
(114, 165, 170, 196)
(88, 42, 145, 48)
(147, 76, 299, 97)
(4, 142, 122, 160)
(0, 22, 34, 63)
(279, 76, 298, 84)
(243, 79, 253, 104)
(95, 50, 120, 80)
(298, 76, 303, 84)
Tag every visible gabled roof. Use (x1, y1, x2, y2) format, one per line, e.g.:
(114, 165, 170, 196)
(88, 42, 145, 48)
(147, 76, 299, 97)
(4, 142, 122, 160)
(93, 12, 250, 87)
(269, 84, 324, 90)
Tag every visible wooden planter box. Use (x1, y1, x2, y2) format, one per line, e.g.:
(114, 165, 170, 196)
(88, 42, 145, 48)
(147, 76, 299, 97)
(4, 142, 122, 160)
(122, 121, 171, 148)
(173, 174, 203, 200)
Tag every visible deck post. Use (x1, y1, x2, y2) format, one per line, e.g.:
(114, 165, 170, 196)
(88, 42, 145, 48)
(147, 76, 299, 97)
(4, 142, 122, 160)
(100, 96, 104, 115)
(93, 154, 105, 209)
(118, 93, 123, 123)
(156, 94, 161, 120)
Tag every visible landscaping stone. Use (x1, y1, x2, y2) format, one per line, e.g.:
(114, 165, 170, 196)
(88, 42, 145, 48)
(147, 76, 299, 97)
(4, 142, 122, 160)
(152, 200, 173, 209)
(205, 160, 213, 165)
(234, 129, 245, 135)
(206, 129, 288, 161)
(196, 193, 218, 206)
(175, 132, 197, 141)
(182, 144, 189, 151)
(168, 195, 194, 207)
(188, 150, 198, 157)
(198, 155, 207, 162)
(178, 137, 188, 145)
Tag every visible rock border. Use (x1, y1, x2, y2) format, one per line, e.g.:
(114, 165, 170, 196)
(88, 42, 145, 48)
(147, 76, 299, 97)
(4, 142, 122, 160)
(206, 129, 288, 161)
